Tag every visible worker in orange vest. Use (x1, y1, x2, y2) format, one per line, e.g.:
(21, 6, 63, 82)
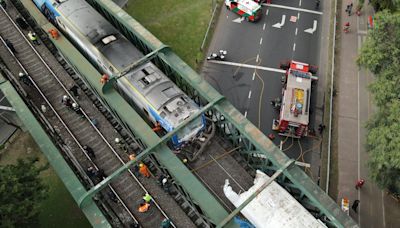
(139, 163, 150, 178)
(152, 122, 162, 132)
(48, 29, 59, 39)
(138, 202, 150, 213)
(100, 74, 109, 84)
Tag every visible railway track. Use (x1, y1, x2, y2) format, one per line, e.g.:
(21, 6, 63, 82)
(0, 3, 197, 228)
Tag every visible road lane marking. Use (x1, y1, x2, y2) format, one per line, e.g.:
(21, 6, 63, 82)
(207, 60, 287, 73)
(259, 38, 263, 45)
(299, 0, 302, 7)
(304, 20, 318, 34)
(252, 72, 256, 80)
(266, 9, 269, 15)
(263, 23, 266, 30)
(273, 14, 286, 28)
(244, 111, 248, 117)
(293, 43, 296, 51)
(295, 27, 298, 35)
(298, 12, 300, 19)
(263, 4, 323, 15)
(248, 90, 252, 99)
(256, 54, 259, 62)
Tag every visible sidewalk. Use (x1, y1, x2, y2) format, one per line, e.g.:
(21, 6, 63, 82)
(337, 1, 400, 227)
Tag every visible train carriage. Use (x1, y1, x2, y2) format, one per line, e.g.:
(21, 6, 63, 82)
(33, 0, 205, 147)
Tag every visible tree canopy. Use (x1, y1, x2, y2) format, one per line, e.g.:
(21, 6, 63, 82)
(0, 157, 49, 227)
(358, 10, 400, 193)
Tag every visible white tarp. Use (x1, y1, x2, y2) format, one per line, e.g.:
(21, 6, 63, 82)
(223, 170, 327, 228)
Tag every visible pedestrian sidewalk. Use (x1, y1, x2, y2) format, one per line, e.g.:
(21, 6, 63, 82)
(336, 1, 400, 227)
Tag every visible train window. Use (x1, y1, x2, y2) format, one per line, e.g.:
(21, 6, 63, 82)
(162, 87, 179, 98)
(139, 75, 157, 87)
(142, 68, 150, 76)
(101, 35, 117, 45)
(143, 108, 149, 116)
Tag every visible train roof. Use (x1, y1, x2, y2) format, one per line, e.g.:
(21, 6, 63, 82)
(58, 0, 142, 71)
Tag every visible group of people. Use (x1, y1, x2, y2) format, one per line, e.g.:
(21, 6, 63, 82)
(343, 3, 354, 33)
(351, 179, 365, 213)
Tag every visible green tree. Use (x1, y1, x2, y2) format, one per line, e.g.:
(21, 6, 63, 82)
(0, 157, 49, 227)
(370, 0, 397, 11)
(366, 101, 400, 190)
(357, 11, 400, 75)
(358, 10, 400, 193)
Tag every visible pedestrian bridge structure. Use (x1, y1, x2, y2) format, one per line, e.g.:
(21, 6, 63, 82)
(0, 0, 357, 227)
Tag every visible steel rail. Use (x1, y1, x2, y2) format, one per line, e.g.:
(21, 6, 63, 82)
(0, 33, 139, 223)
(0, 7, 175, 226)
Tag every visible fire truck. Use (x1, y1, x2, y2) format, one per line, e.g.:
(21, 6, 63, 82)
(272, 61, 318, 138)
(225, 0, 263, 22)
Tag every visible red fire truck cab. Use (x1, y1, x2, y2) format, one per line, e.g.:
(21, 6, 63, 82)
(272, 61, 318, 138)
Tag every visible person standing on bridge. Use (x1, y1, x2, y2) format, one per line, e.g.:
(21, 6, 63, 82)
(351, 200, 360, 213)
(143, 193, 152, 204)
(18, 72, 32, 86)
(355, 179, 365, 189)
(61, 95, 72, 109)
(5, 39, 17, 54)
(28, 31, 40, 45)
(161, 218, 171, 228)
(83, 145, 95, 159)
(138, 202, 150, 213)
(48, 28, 59, 40)
(139, 163, 151, 178)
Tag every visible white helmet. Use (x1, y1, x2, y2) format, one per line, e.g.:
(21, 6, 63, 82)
(19, 72, 24, 77)
(72, 103, 78, 108)
(63, 95, 68, 100)
(115, 138, 120, 143)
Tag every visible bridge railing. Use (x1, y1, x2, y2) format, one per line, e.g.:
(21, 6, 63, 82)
(85, 1, 358, 227)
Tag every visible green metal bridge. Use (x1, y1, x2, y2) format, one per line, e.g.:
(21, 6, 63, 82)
(1, 0, 357, 227)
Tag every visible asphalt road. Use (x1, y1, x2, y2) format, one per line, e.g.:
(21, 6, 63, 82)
(202, 1, 325, 173)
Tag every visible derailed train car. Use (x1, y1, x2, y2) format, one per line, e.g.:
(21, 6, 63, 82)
(32, 0, 205, 147)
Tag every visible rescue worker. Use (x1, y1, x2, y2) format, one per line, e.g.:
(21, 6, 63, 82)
(83, 145, 95, 159)
(41, 104, 47, 113)
(86, 166, 96, 179)
(48, 28, 59, 39)
(161, 176, 171, 193)
(138, 202, 150, 213)
(115, 137, 127, 152)
(355, 179, 365, 189)
(160, 218, 171, 228)
(61, 95, 73, 109)
(143, 193, 152, 204)
(152, 122, 162, 132)
(18, 72, 32, 86)
(5, 39, 17, 54)
(351, 200, 360, 212)
(139, 163, 150, 178)
(100, 74, 109, 84)
(95, 169, 106, 180)
(315, 0, 320, 10)
(129, 154, 140, 176)
(69, 85, 79, 98)
(28, 31, 40, 45)
(72, 102, 84, 117)
(343, 22, 350, 33)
